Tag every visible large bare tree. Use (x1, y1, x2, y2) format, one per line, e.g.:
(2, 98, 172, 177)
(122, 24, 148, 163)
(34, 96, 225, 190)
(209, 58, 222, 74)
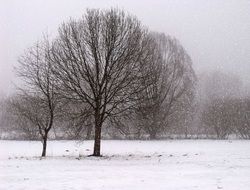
(49, 9, 153, 156)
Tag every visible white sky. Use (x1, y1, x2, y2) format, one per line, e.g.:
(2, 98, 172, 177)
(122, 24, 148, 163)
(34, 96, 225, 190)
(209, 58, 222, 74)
(0, 0, 250, 95)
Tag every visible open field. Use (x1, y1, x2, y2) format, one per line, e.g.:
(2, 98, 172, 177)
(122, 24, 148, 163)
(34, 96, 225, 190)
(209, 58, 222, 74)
(0, 140, 250, 190)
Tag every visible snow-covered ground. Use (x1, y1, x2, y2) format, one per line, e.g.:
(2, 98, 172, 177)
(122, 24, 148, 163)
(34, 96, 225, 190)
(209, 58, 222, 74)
(0, 140, 250, 190)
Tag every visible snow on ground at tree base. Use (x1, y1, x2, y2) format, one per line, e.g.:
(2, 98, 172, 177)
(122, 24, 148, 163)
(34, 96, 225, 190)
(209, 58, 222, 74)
(0, 140, 250, 190)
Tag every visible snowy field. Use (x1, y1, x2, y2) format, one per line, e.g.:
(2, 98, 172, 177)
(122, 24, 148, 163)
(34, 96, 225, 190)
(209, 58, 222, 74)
(0, 140, 250, 190)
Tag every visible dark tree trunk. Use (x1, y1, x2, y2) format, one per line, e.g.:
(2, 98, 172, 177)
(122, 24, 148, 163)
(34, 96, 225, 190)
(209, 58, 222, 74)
(92, 106, 103, 156)
(41, 111, 54, 157)
(93, 125, 101, 156)
(41, 134, 48, 157)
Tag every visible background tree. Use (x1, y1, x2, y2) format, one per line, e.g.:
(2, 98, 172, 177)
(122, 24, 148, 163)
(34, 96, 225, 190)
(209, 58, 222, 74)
(0, 96, 18, 139)
(4, 95, 40, 140)
(196, 71, 243, 138)
(135, 33, 196, 139)
(201, 98, 234, 139)
(231, 98, 250, 139)
(49, 9, 154, 156)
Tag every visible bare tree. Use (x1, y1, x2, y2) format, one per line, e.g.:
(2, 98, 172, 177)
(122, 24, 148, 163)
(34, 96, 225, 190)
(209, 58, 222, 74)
(49, 9, 153, 156)
(231, 98, 250, 139)
(201, 99, 233, 139)
(16, 40, 60, 157)
(135, 33, 196, 139)
(197, 71, 243, 138)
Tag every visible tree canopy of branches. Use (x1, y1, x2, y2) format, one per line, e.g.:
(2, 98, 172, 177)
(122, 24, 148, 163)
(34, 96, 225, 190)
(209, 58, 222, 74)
(49, 9, 154, 156)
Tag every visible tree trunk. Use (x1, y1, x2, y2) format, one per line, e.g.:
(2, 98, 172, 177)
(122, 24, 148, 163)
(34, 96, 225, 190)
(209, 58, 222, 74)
(41, 134, 47, 157)
(41, 111, 53, 157)
(93, 124, 101, 156)
(92, 106, 103, 156)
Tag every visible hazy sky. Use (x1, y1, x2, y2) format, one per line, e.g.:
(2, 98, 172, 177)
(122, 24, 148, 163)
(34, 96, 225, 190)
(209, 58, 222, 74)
(0, 0, 250, 95)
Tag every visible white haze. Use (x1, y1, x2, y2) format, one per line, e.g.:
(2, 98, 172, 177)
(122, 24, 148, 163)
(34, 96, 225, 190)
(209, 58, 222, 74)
(0, 0, 250, 96)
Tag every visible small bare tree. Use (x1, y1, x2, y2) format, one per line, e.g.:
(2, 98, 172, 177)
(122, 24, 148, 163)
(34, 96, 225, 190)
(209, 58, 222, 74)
(49, 9, 153, 156)
(16, 40, 60, 157)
